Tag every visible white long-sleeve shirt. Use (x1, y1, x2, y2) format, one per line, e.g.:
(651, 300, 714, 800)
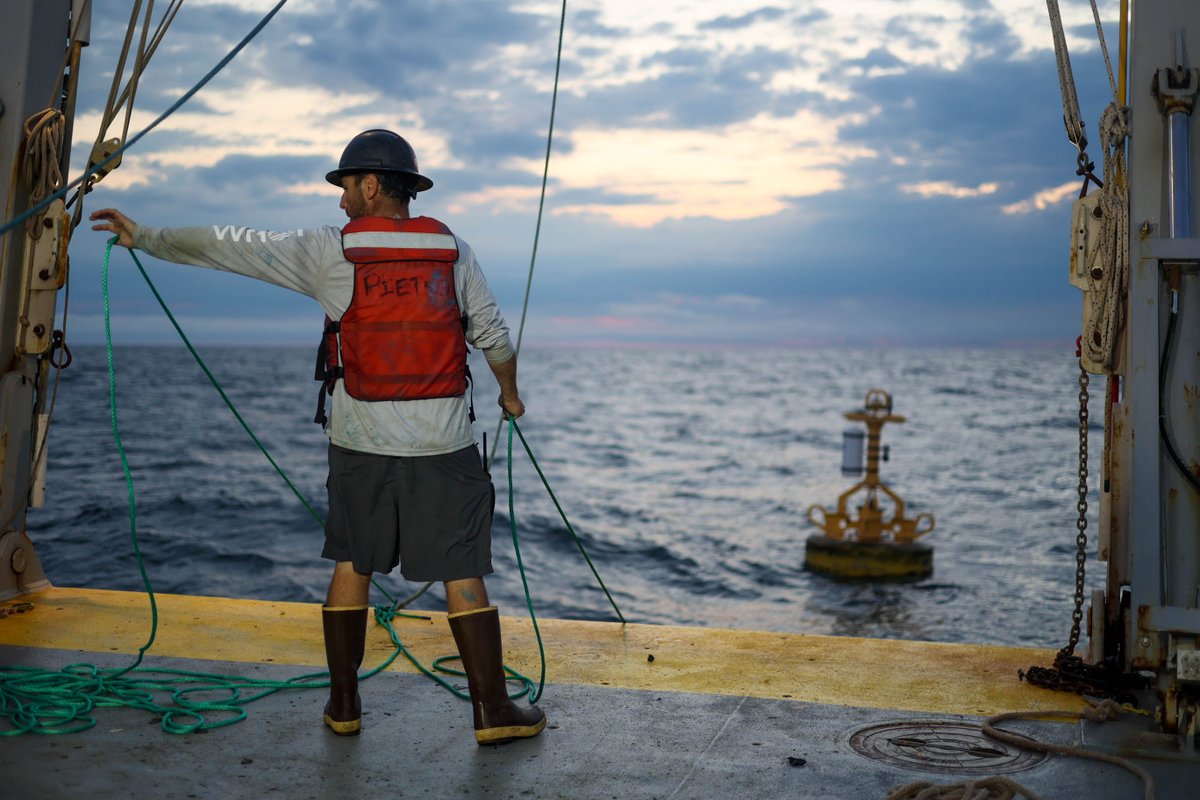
(133, 220, 514, 457)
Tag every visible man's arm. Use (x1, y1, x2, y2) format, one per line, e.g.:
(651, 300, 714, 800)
(488, 353, 524, 419)
(90, 207, 332, 298)
(451, 238, 525, 418)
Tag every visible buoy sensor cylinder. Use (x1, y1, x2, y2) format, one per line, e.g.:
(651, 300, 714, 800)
(841, 429, 865, 476)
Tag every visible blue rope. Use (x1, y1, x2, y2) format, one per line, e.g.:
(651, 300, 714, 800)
(0, 0, 291, 240)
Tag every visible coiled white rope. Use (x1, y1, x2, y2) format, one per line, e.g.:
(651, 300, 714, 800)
(1086, 101, 1130, 372)
(21, 109, 65, 239)
(1046, 0, 1129, 372)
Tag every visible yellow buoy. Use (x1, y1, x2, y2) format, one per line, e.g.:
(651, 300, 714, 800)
(805, 389, 935, 580)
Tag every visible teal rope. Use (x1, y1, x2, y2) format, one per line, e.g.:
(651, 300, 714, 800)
(507, 417, 547, 701)
(116, 243, 530, 697)
(0, 239, 330, 736)
(2, 232, 632, 733)
(125, 248, 325, 526)
(100, 238, 159, 676)
(510, 418, 625, 623)
(119, 247, 618, 704)
(123, 248, 423, 616)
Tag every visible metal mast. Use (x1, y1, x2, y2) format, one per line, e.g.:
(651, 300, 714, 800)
(0, 1, 89, 599)
(1094, 0, 1200, 741)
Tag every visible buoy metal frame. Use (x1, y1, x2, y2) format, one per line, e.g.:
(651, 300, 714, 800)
(806, 389, 935, 544)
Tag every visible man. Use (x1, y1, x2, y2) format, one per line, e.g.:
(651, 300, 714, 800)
(90, 129, 546, 745)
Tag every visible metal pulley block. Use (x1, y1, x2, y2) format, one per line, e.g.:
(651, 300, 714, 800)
(87, 137, 124, 184)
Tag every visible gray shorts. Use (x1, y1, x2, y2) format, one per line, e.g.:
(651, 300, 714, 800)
(322, 443, 495, 581)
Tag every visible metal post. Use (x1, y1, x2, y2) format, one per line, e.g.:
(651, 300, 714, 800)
(0, 0, 76, 600)
(1127, 5, 1200, 737)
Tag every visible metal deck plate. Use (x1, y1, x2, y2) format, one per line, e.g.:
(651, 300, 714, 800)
(849, 720, 1047, 774)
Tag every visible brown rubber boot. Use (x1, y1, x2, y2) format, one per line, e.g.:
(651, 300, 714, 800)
(447, 606, 547, 745)
(322, 605, 367, 736)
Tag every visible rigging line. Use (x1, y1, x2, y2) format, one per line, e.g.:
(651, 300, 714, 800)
(73, 0, 183, 232)
(1117, 0, 1129, 108)
(515, 0, 567, 356)
(1046, 0, 1087, 149)
(119, 0, 159, 147)
(1088, 0, 1117, 102)
(490, 0, 567, 466)
(115, 0, 187, 147)
(94, 0, 185, 145)
(100, 0, 144, 135)
(126, 0, 187, 108)
(0, 0, 292, 241)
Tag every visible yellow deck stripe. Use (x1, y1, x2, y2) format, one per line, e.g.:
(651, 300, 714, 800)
(0, 587, 1083, 717)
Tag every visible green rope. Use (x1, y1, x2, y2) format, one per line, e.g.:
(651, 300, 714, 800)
(510, 418, 625, 623)
(0, 232, 627, 734)
(119, 244, 619, 702)
(122, 247, 426, 618)
(124, 248, 326, 526)
(101, 238, 158, 677)
(0, 239, 337, 736)
(507, 417, 547, 701)
(115, 241, 536, 701)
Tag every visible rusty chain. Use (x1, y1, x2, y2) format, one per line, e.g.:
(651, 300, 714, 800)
(1020, 353, 1147, 704)
(1065, 359, 1090, 656)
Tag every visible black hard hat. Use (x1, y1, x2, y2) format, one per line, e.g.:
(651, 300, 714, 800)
(324, 129, 433, 192)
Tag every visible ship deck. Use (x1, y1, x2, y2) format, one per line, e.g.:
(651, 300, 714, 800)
(1, 587, 1195, 799)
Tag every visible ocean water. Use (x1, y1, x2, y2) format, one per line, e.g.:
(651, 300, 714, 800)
(27, 345, 1103, 649)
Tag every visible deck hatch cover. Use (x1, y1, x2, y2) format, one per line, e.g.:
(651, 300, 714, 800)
(849, 721, 1047, 775)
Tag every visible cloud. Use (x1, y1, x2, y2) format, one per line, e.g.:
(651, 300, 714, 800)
(699, 7, 791, 31)
(61, 0, 1108, 348)
(522, 110, 872, 226)
(1001, 182, 1079, 214)
(900, 181, 999, 199)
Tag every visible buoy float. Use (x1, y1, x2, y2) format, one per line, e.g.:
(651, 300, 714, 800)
(805, 389, 935, 580)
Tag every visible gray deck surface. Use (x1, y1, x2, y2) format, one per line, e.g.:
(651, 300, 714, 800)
(1, 645, 1195, 799)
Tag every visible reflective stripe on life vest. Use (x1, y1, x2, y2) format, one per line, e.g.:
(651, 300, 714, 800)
(342, 229, 458, 262)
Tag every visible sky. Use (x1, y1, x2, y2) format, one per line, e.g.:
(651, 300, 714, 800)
(62, 0, 1121, 347)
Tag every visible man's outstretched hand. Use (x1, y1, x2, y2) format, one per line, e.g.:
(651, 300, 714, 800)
(89, 208, 138, 248)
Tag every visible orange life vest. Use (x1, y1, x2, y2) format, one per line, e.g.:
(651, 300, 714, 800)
(314, 216, 467, 424)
